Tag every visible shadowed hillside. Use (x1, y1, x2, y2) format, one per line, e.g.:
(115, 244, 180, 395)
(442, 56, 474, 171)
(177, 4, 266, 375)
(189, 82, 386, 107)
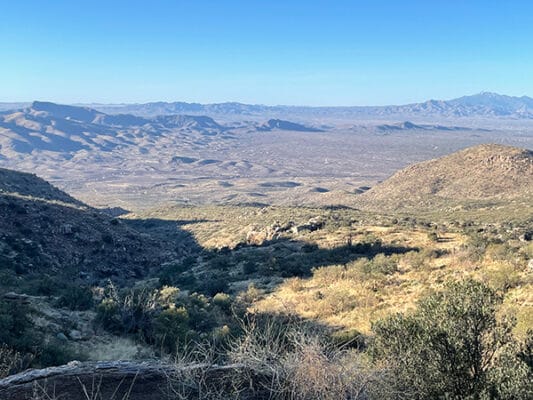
(0, 168, 194, 286)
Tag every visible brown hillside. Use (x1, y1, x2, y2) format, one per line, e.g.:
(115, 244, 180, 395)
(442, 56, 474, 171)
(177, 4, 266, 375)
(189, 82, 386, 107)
(359, 144, 533, 210)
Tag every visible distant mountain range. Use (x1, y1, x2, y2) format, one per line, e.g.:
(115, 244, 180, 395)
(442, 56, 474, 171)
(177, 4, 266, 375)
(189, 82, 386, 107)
(1, 92, 533, 119)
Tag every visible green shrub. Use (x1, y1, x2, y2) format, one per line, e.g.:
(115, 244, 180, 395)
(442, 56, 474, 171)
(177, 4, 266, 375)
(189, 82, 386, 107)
(55, 285, 93, 311)
(37, 340, 80, 368)
(153, 307, 190, 352)
(95, 297, 122, 332)
(0, 300, 39, 352)
(370, 279, 529, 399)
(213, 292, 232, 313)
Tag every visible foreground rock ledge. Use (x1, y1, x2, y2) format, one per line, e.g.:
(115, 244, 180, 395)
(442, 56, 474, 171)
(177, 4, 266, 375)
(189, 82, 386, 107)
(0, 360, 241, 400)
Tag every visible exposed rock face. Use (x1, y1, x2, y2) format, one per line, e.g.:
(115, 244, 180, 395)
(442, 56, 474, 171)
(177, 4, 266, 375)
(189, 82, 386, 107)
(0, 361, 244, 400)
(0, 361, 174, 400)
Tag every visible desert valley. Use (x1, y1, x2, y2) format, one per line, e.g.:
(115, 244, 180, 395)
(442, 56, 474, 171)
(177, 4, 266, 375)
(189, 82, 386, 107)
(0, 92, 531, 399)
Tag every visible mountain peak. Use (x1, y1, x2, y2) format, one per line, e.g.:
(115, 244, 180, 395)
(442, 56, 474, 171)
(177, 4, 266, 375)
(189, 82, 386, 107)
(476, 91, 503, 97)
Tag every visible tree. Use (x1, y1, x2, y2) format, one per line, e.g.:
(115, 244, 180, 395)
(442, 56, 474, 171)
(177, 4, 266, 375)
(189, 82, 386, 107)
(370, 279, 531, 399)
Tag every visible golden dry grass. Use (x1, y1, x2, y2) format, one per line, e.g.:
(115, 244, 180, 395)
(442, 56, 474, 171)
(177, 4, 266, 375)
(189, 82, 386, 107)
(132, 205, 532, 338)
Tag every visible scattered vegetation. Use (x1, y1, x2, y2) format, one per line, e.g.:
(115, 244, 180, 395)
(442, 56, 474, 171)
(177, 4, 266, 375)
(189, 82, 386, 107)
(1, 204, 531, 400)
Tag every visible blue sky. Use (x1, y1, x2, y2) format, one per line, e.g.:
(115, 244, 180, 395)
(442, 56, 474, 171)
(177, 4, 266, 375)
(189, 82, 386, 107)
(1, 1, 532, 105)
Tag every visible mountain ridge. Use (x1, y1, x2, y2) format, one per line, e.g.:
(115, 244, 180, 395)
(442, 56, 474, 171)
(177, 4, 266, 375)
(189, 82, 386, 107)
(84, 92, 533, 119)
(2, 92, 533, 119)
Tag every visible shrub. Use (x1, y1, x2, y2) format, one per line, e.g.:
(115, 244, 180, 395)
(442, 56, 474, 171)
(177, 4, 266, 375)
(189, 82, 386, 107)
(403, 248, 437, 270)
(242, 260, 258, 274)
(37, 339, 80, 368)
(227, 314, 377, 399)
(200, 273, 229, 296)
(484, 263, 522, 292)
(0, 300, 39, 352)
(96, 284, 158, 335)
(153, 307, 190, 353)
(213, 292, 232, 312)
(55, 285, 94, 311)
(370, 279, 529, 399)
(427, 231, 439, 242)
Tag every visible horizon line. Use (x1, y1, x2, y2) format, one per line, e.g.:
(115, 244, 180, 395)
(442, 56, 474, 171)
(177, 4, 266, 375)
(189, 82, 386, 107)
(1, 91, 532, 109)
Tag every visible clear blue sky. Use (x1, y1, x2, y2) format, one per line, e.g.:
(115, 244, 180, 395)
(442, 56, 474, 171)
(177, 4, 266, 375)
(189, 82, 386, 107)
(1, 1, 532, 106)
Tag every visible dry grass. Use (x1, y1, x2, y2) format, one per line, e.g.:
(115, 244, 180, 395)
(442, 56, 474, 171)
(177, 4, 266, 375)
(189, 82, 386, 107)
(253, 223, 532, 337)
(0, 345, 22, 379)
(131, 204, 532, 339)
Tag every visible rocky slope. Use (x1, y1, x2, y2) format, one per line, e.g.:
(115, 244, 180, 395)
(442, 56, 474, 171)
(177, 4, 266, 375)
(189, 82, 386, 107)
(359, 144, 533, 211)
(0, 168, 190, 284)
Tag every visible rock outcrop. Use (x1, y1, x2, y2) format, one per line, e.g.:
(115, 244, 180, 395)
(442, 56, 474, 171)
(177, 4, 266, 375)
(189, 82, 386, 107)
(0, 361, 244, 400)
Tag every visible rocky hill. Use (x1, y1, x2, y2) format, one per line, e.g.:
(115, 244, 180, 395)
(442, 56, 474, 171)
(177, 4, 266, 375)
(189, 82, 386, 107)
(0, 168, 189, 286)
(359, 144, 533, 212)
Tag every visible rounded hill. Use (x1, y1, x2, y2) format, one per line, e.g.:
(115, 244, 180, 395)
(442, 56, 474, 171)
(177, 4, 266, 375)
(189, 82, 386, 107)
(359, 144, 533, 211)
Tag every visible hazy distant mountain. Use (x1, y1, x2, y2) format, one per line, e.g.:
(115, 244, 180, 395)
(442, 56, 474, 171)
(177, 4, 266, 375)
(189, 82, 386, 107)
(257, 119, 324, 132)
(0, 102, 30, 112)
(2, 93, 532, 119)
(372, 121, 480, 132)
(0, 102, 231, 157)
(154, 114, 223, 130)
(75, 92, 533, 119)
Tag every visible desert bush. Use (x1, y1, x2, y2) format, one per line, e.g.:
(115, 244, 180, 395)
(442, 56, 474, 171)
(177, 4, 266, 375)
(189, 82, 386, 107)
(29, 276, 62, 296)
(55, 285, 93, 311)
(484, 263, 522, 292)
(402, 248, 438, 270)
(462, 231, 493, 261)
(212, 292, 232, 312)
(370, 279, 530, 399)
(96, 282, 238, 355)
(153, 307, 190, 353)
(427, 231, 439, 242)
(348, 254, 398, 276)
(242, 260, 258, 274)
(157, 285, 180, 307)
(484, 243, 521, 267)
(286, 277, 305, 292)
(227, 314, 380, 399)
(37, 339, 80, 368)
(199, 273, 229, 296)
(485, 333, 533, 399)
(96, 282, 158, 335)
(0, 299, 39, 352)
